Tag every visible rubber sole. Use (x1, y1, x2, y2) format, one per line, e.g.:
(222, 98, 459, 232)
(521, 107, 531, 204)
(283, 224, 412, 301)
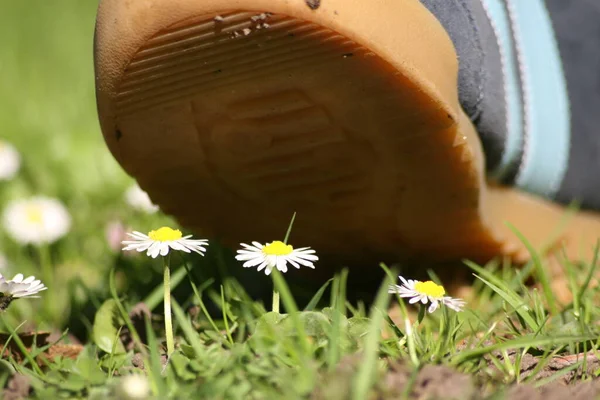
(95, 0, 600, 265)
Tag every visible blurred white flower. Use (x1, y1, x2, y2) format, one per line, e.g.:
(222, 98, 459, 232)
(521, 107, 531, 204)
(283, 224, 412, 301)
(0, 253, 7, 271)
(122, 227, 208, 258)
(2, 196, 71, 245)
(115, 374, 150, 400)
(235, 241, 318, 275)
(0, 140, 21, 181)
(125, 184, 159, 213)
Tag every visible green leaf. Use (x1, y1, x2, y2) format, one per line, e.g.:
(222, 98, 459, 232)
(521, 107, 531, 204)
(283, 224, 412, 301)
(296, 311, 330, 337)
(179, 344, 197, 360)
(71, 346, 107, 385)
(347, 317, 371, 339)
(99, 352, 131, 372)
(92, 299, 126, 354)
(170, 351, 196, 381)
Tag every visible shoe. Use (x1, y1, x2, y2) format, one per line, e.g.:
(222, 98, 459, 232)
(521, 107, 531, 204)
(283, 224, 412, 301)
(94, 0, 600, 265)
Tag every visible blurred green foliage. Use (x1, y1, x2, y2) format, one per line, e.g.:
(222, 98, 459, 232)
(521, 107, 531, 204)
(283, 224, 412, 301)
(0, 0, 126, 198)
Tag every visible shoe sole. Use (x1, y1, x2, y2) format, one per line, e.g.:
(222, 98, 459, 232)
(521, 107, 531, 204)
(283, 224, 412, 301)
(94, 0, 600, 264)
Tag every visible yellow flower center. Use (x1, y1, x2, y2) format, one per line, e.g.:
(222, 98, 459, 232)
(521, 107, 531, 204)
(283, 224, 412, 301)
(414, 281, 445, 298)
(262, 241, 293, 256)
(148, 227, 182, 242)
(25, 206, 43, 224)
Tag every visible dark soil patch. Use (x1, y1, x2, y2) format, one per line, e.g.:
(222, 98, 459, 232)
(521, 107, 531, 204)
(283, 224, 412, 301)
(2, 374, 30, 400)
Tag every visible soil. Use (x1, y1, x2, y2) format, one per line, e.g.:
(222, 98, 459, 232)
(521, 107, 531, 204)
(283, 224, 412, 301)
(385, 359, 600, 400)
(315, 354, 600, 399)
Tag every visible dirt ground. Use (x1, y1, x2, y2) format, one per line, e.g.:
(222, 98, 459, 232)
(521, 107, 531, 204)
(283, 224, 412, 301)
(314, 354, 600, 399)
(383, 362, 600, 400)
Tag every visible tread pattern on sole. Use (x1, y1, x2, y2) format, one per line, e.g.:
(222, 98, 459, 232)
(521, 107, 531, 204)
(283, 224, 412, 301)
(117, 12, 359, 115)
(111, 10, 505, 260)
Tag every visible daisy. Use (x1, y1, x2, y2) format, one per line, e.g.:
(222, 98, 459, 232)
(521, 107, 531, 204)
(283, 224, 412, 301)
(388, 275, 465, 313)
(121, 227, 208, 258)
(235, 241, 318, 275)
(0, 140, 20, 181)
(2, 196, 71, 245)
(124, 183, 159, 213)
(122, 227, 207, 356)
(0, 273, 47, 311)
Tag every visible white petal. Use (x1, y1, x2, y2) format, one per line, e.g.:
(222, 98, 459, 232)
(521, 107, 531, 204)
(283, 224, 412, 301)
(287, 257, 301, 269)
(443, 297, 465, 312)
(399, 276, 411, 287)
(256, 260, 270, 272)
(131, 231, 149, 238)
(388, 284, 402, 293)
(236, 249, 257, 256)
(243, 256, 265, 268)
(236, 253, 259, 261)
(159, 244, 170, 256)
(148, 242, 162, 258)
(276, 257, 288, 273)
(428, 301, 439, 313)
(0, 282, 10, 293)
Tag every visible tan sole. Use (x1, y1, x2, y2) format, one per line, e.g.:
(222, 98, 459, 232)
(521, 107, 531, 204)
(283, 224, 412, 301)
(95, 0, 600, 265)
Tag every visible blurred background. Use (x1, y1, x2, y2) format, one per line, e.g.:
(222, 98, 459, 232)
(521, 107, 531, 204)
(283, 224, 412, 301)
(0, 0, 188, 335)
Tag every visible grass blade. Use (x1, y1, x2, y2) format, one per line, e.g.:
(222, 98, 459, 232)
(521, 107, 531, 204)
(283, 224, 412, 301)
(506, 223, 558, 315)
(304, 278, 333, 311)
(352, 273, 392, 400)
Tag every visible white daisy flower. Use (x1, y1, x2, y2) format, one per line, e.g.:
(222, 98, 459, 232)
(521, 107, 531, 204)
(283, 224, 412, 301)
(0, 273, 47, 311)
(2, 196, 71, 245)
(0, 273, 47, 298)
(121, 227, 208, 258)
(0, 140, 21, 181)
(125, 183, 159, 213)
(388, 275, 465, 313)
(235, 241, 318, 275)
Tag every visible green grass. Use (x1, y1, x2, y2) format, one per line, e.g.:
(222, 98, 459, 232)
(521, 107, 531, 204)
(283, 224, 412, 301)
(1, 1, 600, 399)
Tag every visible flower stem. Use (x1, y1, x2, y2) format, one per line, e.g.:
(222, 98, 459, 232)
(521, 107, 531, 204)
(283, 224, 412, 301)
(272, 290, 280, 313)
(38, 244, 53, 289)
(163, 257, 174, 356)
(37, 244, 54, 319)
